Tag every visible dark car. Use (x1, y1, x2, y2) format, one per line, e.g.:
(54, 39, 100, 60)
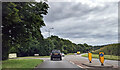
(50, 50, 62, 60)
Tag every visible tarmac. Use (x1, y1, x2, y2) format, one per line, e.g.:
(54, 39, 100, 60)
(82, 61, 113, 68)
(65, 54, 119, 69)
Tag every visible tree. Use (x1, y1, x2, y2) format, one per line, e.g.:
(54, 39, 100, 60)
(2, 2, 49, 60)
(2, 2, 22, 60)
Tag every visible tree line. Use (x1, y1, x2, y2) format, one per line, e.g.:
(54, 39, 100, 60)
(9, 35, 95, 57)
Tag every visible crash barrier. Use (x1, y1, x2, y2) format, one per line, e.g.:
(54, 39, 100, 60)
(99, 52, 104, 66)
(88, 52, 92, 63)
(9, 53, 17, 58)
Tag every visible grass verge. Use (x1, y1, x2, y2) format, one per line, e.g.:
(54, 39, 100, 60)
(82, 54, 120, 61)
(17, 56, 50, 59)
(67, 53, 75, 55)
(2, 59, 43, 70)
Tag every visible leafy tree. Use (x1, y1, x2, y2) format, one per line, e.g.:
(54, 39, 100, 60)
(2, 2, 22, 60)
(2, 2, 49, 60)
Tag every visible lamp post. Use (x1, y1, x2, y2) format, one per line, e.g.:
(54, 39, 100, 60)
(48, 28, 54, 37)
(45, 27, 54, 37)
(45, 27, 54, 54)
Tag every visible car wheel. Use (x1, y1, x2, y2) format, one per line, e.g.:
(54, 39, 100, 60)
(51, 57, 53, 60)
(60, 57, 62, 60)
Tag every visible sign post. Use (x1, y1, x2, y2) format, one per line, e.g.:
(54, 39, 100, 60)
(88, 52, 92, 63)
(99, 52, 104, 66)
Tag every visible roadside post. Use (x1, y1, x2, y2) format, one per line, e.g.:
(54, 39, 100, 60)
(99, 52, 104, 66)
(88, 51, 92, 63)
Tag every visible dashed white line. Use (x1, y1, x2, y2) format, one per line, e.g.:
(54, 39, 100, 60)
(70, 61, 75, 64)
(69, 61, 84, 68)
(77, 65, 84, 68)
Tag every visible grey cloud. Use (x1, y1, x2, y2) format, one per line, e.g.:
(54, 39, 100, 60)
(44, 2, 116, 22)
(42, 1, 118, 45)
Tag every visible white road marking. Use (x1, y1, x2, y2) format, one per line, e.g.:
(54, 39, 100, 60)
(77, 65, 84, 68)
(69, 61, 84, 68)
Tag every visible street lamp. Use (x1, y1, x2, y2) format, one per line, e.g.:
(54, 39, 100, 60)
(45, 27, 54, 54)
(45, 27, 54, 37)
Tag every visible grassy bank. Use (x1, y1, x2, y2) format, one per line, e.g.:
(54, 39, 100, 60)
(82, 54, 120, 61)
(67, 53, 75, 55)
(93, 43, 119, 56)
(17, 56, 50, 59)
(2, 59, 43, 70)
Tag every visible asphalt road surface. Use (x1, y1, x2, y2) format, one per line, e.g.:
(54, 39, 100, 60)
(65, 54, 119, 68)
(34, 57, 85, 70)
(18, 54, 119, 70)
(36, 60, 78, 68)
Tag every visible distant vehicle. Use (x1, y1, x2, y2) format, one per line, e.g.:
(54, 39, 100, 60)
(77, 51, 80, 55)
(61, 53, 65, 57)
(50, 50, 62, 60)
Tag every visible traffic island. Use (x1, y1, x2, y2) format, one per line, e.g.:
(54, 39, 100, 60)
(82, 61, 113, 68)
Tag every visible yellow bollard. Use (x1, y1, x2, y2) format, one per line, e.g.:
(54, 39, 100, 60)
(99, 52, 104, 66)
(77, 51, 80, 55)
(88, 52, 92, 63)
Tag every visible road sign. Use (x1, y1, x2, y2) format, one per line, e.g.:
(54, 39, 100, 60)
(99, 52, 104, 66)
(9, 53, 17, 58)
(88, 52, 92, 63)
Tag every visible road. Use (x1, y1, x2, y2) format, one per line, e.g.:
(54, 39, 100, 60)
(18, 54, 119, 70)
(35, 57, 83, 67)
(65, 54, 119, 70)
(65, 54, 119, 68)
(34, 57, 85, 70)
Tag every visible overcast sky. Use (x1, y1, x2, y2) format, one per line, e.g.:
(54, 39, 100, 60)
(40, 0, 118, 46)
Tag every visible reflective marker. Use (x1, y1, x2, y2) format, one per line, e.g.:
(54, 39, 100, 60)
(88, 52, 92, 63)
(99, 52, 104, 66)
